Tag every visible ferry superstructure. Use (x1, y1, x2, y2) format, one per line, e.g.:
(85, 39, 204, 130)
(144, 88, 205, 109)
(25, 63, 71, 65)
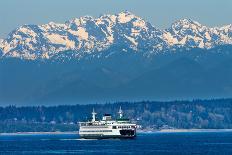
(79, 107, 136, 139)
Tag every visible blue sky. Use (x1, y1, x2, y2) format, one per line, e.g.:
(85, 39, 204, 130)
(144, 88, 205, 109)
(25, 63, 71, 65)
(0, 0, 232, 38)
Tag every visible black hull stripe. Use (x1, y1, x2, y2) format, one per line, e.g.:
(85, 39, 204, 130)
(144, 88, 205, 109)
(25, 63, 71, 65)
(79, 135, 136, 139)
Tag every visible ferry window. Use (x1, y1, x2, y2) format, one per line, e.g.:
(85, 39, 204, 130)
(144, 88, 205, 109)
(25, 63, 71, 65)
(112, 126, 116, 129)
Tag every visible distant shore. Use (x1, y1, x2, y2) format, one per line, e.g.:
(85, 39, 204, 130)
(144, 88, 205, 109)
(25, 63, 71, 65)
(138, 129, 232, 133)
(1, 129, 232, 135)
(0, 131, 78, 135)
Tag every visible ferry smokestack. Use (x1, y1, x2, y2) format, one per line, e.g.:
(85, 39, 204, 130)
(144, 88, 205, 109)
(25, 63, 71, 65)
(118, 106, 123, 118)
(92, 108, 97, 122)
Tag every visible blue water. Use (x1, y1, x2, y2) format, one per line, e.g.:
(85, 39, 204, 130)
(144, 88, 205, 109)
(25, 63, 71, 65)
(0, 132, 232, 154)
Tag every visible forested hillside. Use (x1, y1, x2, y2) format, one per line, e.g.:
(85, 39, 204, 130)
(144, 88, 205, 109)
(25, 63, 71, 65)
(1, 99, 232, 132)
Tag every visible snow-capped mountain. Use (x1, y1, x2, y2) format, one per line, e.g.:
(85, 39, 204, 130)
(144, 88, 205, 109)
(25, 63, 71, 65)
(164, 19, 232, 48)
(0, 11, 232, 60)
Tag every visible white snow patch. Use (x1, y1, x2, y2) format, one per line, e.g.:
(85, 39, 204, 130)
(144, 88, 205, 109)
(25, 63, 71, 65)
(133, 20, 146, 28)
(193, 36, 202, 43)
(1, 42, 12, 53)
(179, 36, 187, 45)
(108, 15, 117, 23)
(163, 32, 178, 45)
(95, 19, 104, 25)
(124, 35, 138, 46)
(106, 35, 114, 44)
(40, 22, 67, 31)
(131, 28, 141, 36)
(199, 40, 204, 48)
(76, 27, 89, 40)
(220, 24, 232, 31)
(42, 52, 50, 59)
(0, 39, 3, 48)
(83, 42, 94, 50)
(205, 32, 211, 41)
(46, 34, 75, 48)
(68, 27, 89, 40)
(69, 18, 81, 26)
(117, 12, 135, 23)
(18, 27, 37, 37)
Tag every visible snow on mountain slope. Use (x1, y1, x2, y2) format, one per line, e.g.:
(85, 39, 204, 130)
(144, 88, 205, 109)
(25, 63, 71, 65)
(0, 11, 232, 60)
(217, 24, 232, 44)
(163, 19, 232, 49)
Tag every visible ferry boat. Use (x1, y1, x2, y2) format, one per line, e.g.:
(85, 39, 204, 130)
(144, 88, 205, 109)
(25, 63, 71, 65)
(79, 107, 137, 139)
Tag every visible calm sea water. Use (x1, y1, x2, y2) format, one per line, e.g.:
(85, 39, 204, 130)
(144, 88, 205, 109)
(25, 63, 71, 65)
(0, 131, 232, 154)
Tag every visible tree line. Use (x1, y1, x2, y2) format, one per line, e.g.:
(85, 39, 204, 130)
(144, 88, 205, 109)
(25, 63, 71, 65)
(0, 99, 232, 132)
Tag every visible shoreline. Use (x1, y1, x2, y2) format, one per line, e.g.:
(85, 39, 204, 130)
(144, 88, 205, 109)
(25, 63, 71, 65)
(138, 129, 232, 133)
(0, 131, 78, 136)
(1, 129, 232, 135)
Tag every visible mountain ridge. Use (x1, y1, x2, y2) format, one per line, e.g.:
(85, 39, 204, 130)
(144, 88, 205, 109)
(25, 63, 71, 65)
(0, 11, 232, 60)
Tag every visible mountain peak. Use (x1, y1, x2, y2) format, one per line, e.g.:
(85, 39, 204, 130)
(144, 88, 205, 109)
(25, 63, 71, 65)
(118, 10, 135, 16)
(220, 24, 232, 30)
(172, 18, 203, 28)
(117, 11, 140, 23)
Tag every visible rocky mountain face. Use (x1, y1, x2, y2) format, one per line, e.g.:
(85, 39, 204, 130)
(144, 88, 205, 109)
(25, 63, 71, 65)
(0, 11, 232, 60)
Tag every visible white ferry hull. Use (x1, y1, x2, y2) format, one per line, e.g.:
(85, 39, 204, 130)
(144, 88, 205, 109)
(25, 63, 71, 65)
(79, 127, 136, 139)
(79, 130, 136, 139)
